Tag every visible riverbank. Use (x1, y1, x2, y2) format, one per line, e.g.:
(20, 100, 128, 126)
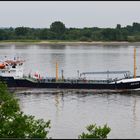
(39, 41, 140, 46)
(0, 40, 140, 46)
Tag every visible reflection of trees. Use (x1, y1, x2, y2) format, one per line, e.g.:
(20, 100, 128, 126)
(133, 95, 137, 127)
(54, 92, 65, 117)
(55, 93, 59, 108)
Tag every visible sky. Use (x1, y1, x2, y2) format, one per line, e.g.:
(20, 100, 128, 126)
(0, 1, 140, 28)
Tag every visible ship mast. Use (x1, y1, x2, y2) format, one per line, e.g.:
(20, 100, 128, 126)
(134, 47, 136, 78)
(56, 62, 58, 81)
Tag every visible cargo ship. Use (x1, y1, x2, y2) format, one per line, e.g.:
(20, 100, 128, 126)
(0, 48, 140, 90)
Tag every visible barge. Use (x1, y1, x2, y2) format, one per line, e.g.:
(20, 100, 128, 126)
(0, 48, 140, 91)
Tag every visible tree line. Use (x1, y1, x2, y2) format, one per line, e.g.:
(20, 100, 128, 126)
(1, 21, 140, 42)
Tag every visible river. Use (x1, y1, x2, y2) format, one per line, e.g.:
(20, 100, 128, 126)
(1, 43, 140, 138)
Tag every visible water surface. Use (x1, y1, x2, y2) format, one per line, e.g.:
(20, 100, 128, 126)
(1, 43, 140, 138)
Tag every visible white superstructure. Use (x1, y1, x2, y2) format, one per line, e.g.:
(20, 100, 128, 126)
(0, 58, 25, 79)
(115, 78, 140, 83)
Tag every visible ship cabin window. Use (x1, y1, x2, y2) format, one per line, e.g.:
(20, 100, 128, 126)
(12, 64, 16, 68)
(19, 63, 23, 66)
(2, 71, 5, 73)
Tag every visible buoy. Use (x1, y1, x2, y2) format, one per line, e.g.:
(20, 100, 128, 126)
(0, 63, 5, 69)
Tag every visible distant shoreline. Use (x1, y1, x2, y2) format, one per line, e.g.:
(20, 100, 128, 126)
(0, 40, 140, 46)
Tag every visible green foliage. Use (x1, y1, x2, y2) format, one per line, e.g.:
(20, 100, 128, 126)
(134, 35, 140, 41)
(133, 22, 140, 32)
(0, 21, 140, 41)
(0, 29, 9, 40)
(15, 27, 29, 36)
(50, 21, 66, 39)
(116, 24, 121, 29)
(39, 29, 49, 39)
(127, 36, 136, 42)
(0, 82, 51, 138)
(78, 123, 111, 139)
(50, 21, 66, 34)
(79, 36, 92, 42)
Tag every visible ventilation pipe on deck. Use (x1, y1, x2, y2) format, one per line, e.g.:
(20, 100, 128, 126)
(56, 62, 58, 81)
(134, 47, 136, 78)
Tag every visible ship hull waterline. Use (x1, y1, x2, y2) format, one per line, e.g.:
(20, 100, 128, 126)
(1, 77, 140, 92)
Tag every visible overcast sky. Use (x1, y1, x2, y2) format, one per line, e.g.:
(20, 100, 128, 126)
(0, 1, 140, 28)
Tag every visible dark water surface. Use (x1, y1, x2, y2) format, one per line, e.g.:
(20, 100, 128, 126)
(1, 43, 140, 138)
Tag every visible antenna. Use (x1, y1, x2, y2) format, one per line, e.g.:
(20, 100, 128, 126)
(56, 62, 58, 81)
(134, 47, 136, 78)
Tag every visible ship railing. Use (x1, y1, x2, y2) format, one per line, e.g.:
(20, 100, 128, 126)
(38, 78, 114, 84)
(23, 75, 38, 83)
(23, 75, 133, 84)
(36, 78, 111, 84)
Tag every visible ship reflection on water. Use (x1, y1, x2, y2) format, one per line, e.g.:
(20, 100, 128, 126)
(16, 89, 140, 139)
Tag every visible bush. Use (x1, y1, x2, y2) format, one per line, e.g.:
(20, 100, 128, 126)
(127, 36, 136, 42)
(79, 36, 92, 42)
(78, 123, 111, 139)
(0, 82, 51, 138)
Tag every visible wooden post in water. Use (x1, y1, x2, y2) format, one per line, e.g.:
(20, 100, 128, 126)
(56, 62, 58, 81)
(134, 47, 136, 78)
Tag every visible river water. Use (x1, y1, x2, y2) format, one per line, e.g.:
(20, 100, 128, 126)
(1, 43, 140, 138)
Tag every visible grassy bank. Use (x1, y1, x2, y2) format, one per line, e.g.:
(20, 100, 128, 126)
(0, 40, 140, 46)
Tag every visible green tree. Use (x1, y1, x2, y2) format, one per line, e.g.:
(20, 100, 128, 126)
(66, 28, 82, 40)
(125, 25, 133, 35)
(0, 82, 51, 138)
(101, 28, 115, 41)
(50, 21, 66, 39)
(81, 28, 92, 38)
(78, 123, 111, 139)
(2, 21, 140, 41)
(91, 30, 103, 41)
(132, 22, 140, 32)
(116, 24, 121, 29)
(39, 29, 49, 39)
(0, 29, 9, 40)
(15, 27, 29, 37)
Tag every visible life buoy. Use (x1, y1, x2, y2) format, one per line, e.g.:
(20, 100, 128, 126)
(0, 63, 5, 69)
